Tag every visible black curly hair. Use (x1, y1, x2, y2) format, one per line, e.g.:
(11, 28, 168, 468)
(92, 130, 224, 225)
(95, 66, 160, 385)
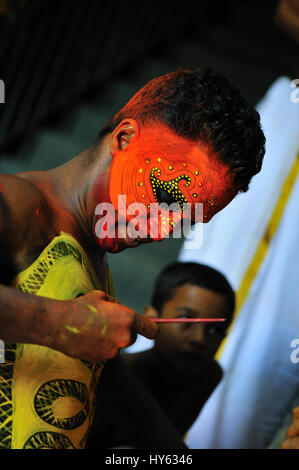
(97, 66, 265, 192)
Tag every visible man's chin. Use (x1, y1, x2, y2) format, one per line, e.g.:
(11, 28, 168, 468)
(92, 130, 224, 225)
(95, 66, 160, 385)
(96, 236, 154, 253)
(96, 237, 127, 253)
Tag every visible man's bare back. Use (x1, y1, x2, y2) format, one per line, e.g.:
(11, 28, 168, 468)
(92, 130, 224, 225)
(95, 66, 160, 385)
(0, 172, 105, 286)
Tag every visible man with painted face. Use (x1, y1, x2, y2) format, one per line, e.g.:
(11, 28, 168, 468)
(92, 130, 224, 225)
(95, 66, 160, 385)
(0, 67, 265, 449)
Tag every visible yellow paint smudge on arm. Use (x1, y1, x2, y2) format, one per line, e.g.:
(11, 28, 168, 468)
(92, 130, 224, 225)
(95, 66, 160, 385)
(87, 304, 98, 314)
(81, 314, 95, 332)
(60, 332, 67, 343)
(65, 325, 80, 334)
(86, 304, 108, 335)
(101, 322, 108, 335)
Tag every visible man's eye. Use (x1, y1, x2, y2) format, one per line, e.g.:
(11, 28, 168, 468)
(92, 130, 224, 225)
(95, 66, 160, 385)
(177, 314, 193, 329)
(207, 326, 226, 336)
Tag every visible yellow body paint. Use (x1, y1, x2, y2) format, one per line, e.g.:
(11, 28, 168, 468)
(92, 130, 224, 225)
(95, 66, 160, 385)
(87, 304, 98, 314)
(100, 322, 108, 335)
(65, 325, 80, 334)
(2, 232, 114, 449)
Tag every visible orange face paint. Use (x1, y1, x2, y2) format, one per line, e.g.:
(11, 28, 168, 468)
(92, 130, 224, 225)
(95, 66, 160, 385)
(93, 123, 237, 251)
(109, 123, 237, 218)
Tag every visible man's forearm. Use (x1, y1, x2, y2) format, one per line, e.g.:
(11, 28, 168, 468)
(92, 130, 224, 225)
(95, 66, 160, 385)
(0, 287, 159, 363)
(0, 284, 52, 346)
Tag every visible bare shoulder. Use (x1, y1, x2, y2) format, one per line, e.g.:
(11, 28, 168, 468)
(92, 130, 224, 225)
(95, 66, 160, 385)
(0, 173, 46, 249)
(0, 172, 44, 197)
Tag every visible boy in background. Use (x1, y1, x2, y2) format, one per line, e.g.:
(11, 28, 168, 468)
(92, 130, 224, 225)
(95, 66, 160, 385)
(87, 262, 235, 449)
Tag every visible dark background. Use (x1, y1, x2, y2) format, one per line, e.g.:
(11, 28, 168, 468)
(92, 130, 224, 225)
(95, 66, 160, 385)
(0, 0, 298, 313)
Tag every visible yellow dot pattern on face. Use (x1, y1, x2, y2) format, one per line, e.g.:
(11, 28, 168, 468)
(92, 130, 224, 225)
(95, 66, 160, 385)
(198, 182, 202, 187)
(139, 168, 143, 173)
(157, 157, 161, 162)
(183, 163, 187, 167)
(193, 193, 197, 198)
(146, 159, 150, 163)
(168, 165, 173, 170)
(207, 194, 219, 207)
(139, 182, 143, 187)
(150, 168, 191, 212)
(142, 194, 145, 198)
(194, 170, 199, 175)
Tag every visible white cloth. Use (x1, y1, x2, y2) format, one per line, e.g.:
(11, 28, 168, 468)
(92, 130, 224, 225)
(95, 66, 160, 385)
(179, 77, 299, 448)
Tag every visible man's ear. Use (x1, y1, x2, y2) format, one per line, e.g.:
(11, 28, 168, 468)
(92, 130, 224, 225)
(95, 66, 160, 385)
(144, 305, 159, 319)
(109, 119, 139, 156)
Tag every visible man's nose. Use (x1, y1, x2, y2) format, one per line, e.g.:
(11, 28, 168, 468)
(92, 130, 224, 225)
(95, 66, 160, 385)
(189, 325, 206, 346)
(147, 209, 180, 241)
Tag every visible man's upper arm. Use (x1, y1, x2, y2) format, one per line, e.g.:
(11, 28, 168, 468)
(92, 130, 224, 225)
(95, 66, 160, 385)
(0, 173, 43, 250)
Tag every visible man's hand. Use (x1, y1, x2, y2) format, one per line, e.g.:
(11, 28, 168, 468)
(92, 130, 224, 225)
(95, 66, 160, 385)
(47, 290, 158, 363)
(281, 406, 299, 449)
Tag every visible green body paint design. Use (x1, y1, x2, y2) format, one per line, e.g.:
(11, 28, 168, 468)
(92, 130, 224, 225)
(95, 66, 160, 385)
(100, 322, 108, 335)
(82, 315, 95, 332)
(87, 303, 107, 335)
(65, 325, 80, 334)
(87, 304, 98, 314)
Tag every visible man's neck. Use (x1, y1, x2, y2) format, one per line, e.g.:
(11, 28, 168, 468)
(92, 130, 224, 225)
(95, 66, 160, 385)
(18, 138, 112, 252)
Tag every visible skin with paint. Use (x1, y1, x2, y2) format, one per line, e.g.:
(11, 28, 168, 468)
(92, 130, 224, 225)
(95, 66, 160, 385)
(95, 121, 237, 252)
(281, 407, 299, 449)
(0, 120, 237, 362)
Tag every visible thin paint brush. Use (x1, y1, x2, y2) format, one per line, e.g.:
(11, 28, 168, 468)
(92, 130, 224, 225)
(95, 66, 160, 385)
(152, 318, 226, 324)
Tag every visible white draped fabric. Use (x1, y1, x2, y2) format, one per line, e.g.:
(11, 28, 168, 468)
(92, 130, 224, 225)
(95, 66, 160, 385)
(179, 77, 299, 448)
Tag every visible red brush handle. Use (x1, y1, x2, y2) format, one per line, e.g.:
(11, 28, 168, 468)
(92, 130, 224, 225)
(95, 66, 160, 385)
(152, 318, 226, 323)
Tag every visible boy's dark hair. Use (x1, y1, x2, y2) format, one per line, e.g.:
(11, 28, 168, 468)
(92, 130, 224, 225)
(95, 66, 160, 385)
(97, 66, 265, 192)
(151, 261, 235, 324)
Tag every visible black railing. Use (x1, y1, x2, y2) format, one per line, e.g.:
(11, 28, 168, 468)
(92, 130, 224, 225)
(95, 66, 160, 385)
(0, 0, 210, 154)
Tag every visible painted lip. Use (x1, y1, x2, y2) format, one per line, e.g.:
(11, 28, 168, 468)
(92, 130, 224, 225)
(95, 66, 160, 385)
(118, 235, 154, 249)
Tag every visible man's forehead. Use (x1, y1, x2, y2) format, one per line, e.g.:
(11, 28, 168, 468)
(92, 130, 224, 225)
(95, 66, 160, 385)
(138, 123, 230, 179)
(109, 122, 237, 224)
(138, 123, 207, 156)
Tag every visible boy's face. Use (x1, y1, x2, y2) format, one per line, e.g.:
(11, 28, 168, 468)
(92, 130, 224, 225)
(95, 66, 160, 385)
(151, 283, 230, 374)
